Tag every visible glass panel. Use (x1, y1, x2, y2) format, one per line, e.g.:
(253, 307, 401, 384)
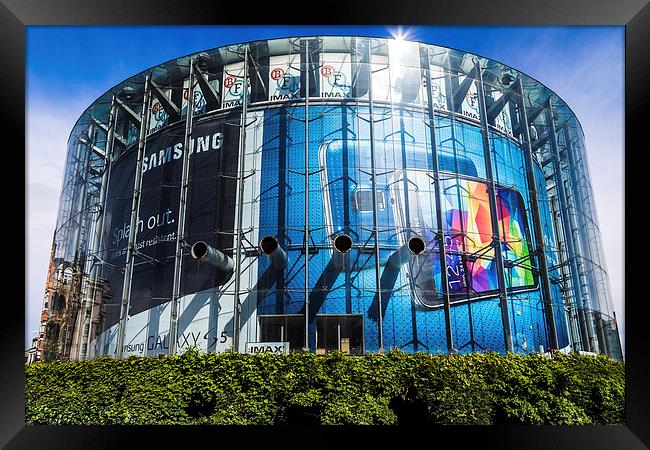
(259, 315, 305, 352)
(315, 315, 363, 355)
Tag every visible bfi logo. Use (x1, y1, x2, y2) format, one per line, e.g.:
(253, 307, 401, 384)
(222, 63, 250, 108)
(269, 65, 300, 101)
(320, 63, 351, 98)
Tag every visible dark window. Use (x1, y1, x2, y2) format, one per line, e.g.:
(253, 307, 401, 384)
(258, 315, 304, 352)
(316, 315, 364, 355)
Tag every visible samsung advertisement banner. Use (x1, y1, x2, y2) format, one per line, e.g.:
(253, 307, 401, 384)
(86, 46, 574, 359)
(46, 38, 622, 363)
(95, 115, 242, 357)
(92, 101, 569, 358)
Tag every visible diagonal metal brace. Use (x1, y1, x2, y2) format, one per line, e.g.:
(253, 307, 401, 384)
(194, 63, 220, 110)
(452, 65, 479, 108)
(531, 131, 551, 152)
(487, 83, 517, 123)
(91, 116, 127, 147)
(150, 80, 180, 122)
(114, 97, 142, 128)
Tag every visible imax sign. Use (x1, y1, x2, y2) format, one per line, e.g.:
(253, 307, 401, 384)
(245, 342, 290, 355)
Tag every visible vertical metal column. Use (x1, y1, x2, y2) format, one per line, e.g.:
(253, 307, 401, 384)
(367, 52, 384, 353)
(549, 153, 589, 352)
(549, 195, 582, 352)
(303, 40, 311, 350)
(475, 60, 513, 353)
(516, 80, 559, 350)
(594, 311, 609, 355)
(233, 46, 250, 353)
(67, 126, 95, 360)
(423, 48, 454, 354)
(79, 97, 119, 360)
(116, 75, 152, 358)
(168, 60, 197, 356)
(70, 136, 92, 263)
(71, 130, 95, 274)
(446, 63, 477, 351)
(556, 121, 598, 352)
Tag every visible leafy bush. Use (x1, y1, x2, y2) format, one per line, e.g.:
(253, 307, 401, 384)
(25, 350, 624, 425)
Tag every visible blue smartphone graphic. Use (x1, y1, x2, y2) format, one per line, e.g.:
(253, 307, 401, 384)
(319, 139, 401, 271)
(319, 139, 481, 274)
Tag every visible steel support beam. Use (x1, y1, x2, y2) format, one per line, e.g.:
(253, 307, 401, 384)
(79, 96, 118, 360)
(303, 41, 311, 351)
(551, 133, 589, 353)
(531, 132, 551, 152)
(68, 131, 95, 262)
(194, 65, 220, 109)
(150, 80, 180, 122)
(67, 124, 95, 360)
(367, 52, 384, 353)
(72, 127, 95, 269)
(512, 102, 546, 136)
(560, 124, 601, 353)
(516, 79, 558, 351)
(452, 65, 479, 109)
(114, 96, 142, 128)
(168, 60, 196, 356)
(486, 83, 517, 123)
(115, 75, 152, 358)
(92, 116, 127, 147)
(546, 107, 595, 352)
(232, 46, 250, 353)
(423, 48, 454, 354)
(445, 62, 478, 352)
(551, 195, 581, 351)
(475, 60, 513, 353)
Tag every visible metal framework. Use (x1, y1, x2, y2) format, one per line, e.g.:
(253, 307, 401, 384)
(516, 83, 559, 350)
(77, 96, 119, 359)
(475, 60, 513, 353)
(38, 36, 622, 363)
(233, 46, 251, 353)
(367, 48, 384, 353)
(545, 105, 597, 352)
(303, 40, 311, 350)
(115, 75, 152, 359)
(168, 60, 197, 356)
(422, 47, 454, 353)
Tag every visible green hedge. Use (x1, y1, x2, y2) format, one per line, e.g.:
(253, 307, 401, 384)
(25, 350, 624, 425)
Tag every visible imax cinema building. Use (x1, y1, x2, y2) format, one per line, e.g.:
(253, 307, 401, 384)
(38, 36, 623, 361)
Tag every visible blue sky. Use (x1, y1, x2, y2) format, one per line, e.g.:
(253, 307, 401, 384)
(26, 25, 624, 351)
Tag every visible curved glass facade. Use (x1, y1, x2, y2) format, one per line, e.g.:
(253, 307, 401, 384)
(39, 36, 622, 361)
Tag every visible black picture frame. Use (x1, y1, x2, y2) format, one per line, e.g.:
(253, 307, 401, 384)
(3, 0, 648, 447)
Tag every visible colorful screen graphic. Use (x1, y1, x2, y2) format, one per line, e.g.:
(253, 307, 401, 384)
(497, 188, 536, 288)
(441, 178, 498, 295)
(393, 171, 537, 308)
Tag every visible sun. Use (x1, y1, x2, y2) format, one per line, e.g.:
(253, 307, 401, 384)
(389, 26, 415, 42)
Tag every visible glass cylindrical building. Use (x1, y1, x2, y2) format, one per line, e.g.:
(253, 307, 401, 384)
(38, 36, 623, 361)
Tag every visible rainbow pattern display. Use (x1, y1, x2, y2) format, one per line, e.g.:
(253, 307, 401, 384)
(397, 172, 536, 302)
(433, 178, 535, 296)
(441, 179, 498, 295)
(496, 188, 536, 288)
